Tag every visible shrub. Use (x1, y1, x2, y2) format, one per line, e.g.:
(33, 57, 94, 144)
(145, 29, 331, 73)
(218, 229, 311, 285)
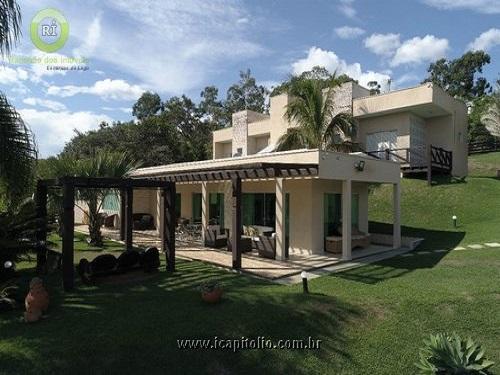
(415, 333, 494, 374)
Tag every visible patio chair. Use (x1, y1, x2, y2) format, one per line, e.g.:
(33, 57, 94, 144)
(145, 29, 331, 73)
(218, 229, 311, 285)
(204, 225, 227, 248)
(225, 229, 253, 253)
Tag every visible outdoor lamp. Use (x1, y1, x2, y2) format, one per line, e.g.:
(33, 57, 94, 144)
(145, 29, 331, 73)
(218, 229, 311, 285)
(354, 160, 365, 171)
(452, 215, 457, 228)
(301, 271, 309, 294)
(4, 260, 13, 269)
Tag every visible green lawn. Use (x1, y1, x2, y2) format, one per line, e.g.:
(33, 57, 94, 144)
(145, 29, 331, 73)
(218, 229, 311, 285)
(1, 153, 499, 374)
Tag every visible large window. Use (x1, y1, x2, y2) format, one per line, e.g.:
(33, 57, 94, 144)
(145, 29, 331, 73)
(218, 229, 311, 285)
(209, 193, 224, 228)
(324, 193, 359, 236)
(192, 193, 202, 223)
(242, 193, 276, 227)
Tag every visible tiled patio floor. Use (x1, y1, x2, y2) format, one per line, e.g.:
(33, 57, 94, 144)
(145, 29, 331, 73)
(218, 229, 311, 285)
(76, 225, 395, 280)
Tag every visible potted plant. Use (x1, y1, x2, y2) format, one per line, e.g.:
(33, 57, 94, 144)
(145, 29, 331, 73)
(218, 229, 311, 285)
(199, 280, 223, 304)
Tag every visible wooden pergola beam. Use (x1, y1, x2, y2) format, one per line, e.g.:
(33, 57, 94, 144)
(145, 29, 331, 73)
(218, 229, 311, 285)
(62, 181, 75, 291)
(231, 176, 242, 269)
(162, 182, 176, 272)
(124, 186, 133, 250)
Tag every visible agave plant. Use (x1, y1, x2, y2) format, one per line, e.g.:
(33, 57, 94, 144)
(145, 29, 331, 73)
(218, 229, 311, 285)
(416, 333, 494, 374)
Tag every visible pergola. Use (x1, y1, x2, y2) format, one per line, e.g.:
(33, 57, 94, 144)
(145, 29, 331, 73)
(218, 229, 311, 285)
(35, 177, 176, 291)
(35, 162, 319, 291)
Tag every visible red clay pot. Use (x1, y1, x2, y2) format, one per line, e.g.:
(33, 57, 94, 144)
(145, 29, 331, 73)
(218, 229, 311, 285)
(201, 288, 223, 304)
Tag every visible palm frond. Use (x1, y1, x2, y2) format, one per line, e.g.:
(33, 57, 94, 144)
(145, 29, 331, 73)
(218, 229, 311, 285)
(0, 92, 37, 207)
(0, 0, 22, 58)
(275, 127, 308, 151)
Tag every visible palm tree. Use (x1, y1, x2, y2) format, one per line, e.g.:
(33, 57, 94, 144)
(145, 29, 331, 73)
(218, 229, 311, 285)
(482, 91, 500, 138)
(0, 0, 33, 208)
(45, 151, 140, 246)
(275, 77, 357, 152)
(0, 93, 37, 207)
(0, 0, 22, 58)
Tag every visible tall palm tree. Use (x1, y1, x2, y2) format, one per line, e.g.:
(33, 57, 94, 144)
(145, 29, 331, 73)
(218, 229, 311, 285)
(482, 91, 500, 138)
(0, 0, 21, 58)
(0, 93, 37, 207)
(0, 0, 33, 208)
(45, 151, 140, 246)
(276, 78, 357, 152)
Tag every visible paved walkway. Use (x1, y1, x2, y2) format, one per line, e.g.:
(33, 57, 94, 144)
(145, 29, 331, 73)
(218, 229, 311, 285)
(398, 241, 500, 258)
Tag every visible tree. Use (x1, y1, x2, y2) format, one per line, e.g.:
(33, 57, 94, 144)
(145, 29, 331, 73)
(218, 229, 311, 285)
(271, 66, 353, 96)
(45, 151, 139, 246)
(423, 51, 492, 100)
(482, 91, 500, 138)
(0, 0, 21, 58)
(199, 86, 226, 129)
(132, 91, 163, 120)
(0, 93, 37, 207)
(224, 69, 269, 123)
(163, 95, 211, 161)
(276, 77, 357, 152)
(468, 95, 496, 143)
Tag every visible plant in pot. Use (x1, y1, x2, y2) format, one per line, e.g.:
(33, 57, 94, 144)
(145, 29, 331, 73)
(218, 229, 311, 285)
(199, 280, 223, 304)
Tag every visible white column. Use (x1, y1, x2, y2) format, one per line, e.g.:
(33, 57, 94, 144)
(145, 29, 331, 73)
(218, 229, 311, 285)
(156, 188, 164, 237)
(201, 181, 209, 243)
(393, 182, 401, 248)
(275, 178, 286, 260)
(342, 179, 352, 261)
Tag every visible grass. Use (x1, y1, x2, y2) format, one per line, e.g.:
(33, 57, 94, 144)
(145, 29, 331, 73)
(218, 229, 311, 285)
(1, 153, 499, 374)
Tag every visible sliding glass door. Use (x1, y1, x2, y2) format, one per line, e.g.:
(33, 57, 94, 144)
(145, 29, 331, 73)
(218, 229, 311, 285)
(324, 193, 359, 236)
(209, 193, 224, 228)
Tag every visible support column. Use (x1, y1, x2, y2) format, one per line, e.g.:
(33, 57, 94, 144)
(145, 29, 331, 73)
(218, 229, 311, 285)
(275, 178, 286, 260)
(342, 179, 352, 261)
(34, 181, 48, 274)
(231, 177, 242, 269)
(201, 181, 209, 243)
(393, 182, 402, 249)
(163, 183, 176, 272)
(156, 188, 164, 237)
(124, 186, 133, 250)
(119, 189, 126, 241)
(62, 181, 75, 291)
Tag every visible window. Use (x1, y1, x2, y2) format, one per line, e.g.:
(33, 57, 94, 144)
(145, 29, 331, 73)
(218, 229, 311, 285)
(324, 193, 359, 236)
(209, 193, 224, 227)
(102, 192, 120, 212)
(175, 193, 181, 219)
(192, 193, 202, 223)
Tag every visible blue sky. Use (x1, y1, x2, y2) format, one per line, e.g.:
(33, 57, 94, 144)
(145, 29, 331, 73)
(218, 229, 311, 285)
(1, 0, 499, 157)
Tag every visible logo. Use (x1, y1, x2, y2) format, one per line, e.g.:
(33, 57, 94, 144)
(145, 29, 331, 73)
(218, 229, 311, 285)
(30, 8, 69, 53)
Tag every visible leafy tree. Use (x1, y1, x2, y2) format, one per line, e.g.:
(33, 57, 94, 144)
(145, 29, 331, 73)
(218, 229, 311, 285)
(132, 91, 163, 120)
(423, 51, 492, 100)
(0, 93, 37, 207)
(482, 91, 500, 138)
(163, 95, 211, 161)
(276, 77, 357, 152)
(44, 151, 139, 246)
(199, 86, 226, 129)
(224, 69, 269, 123)
(468, 95, 496, 143)
(0, 0, 21, 58)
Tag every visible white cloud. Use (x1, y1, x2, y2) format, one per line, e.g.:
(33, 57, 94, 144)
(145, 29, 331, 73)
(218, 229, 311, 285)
(71, 0, 265, 94)
(364, 33, 401, 56)
(0, 66, 29, 84)
(423, 0, 500, 14)
(47, 79, 145, 100)
(467, 28, 500, 51)
(391, 35, 449, 66)
(19, 108, 113, 157)
(73, 14, 102, 56)
(102, 106, 132, 114)
(23, 97, 67, 111)
(335, 26, 365, 39)
(292, 46, 392, 91)
(394, 73, 421, 88)
(338, 0, 357, 18)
